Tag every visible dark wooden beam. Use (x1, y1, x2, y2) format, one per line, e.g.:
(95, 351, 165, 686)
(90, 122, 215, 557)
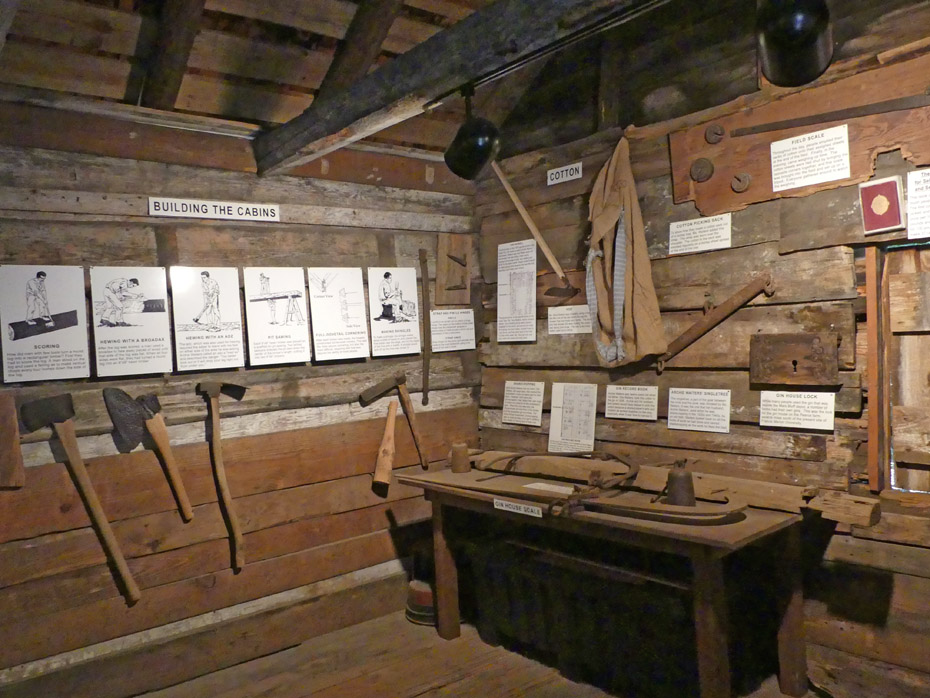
(0, 0, 20, 57)
(253, 0, 667, 175)
(597, 28, 624, 130)
(140, 0, 206, 111)
(314, 0, 404, 106)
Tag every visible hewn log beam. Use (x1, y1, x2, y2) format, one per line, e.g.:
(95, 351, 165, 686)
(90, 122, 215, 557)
(140, 0, 206, 110)
(314, 0, 404, 106)
(253, 0, 667, 176)
(473, 58, 549, 127)
(0, 0, 19, 57)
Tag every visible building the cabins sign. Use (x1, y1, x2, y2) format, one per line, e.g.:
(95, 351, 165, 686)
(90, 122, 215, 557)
(148, 197, 281, 222)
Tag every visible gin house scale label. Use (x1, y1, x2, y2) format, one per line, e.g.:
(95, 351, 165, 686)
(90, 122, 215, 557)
(148, 197, 281, 222)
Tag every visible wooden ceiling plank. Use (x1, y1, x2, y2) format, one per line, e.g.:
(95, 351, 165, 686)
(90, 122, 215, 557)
(0, 40, 131, 100)
(252, 0, 661, 175)
(0, 0, 19, 57)
(140, 0, 206, 110)
(315, 0, 405, 104)
(205, 0, 438, 55)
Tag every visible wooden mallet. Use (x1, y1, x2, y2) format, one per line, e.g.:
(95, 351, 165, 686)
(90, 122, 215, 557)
(372, 400, 399, 497)
(359, 373, 428, 469)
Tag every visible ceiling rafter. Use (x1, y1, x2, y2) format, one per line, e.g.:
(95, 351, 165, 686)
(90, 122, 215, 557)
(140, 0, 207, 111)
(252, 0, 668, 176)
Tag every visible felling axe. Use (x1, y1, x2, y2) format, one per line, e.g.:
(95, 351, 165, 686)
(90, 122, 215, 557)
(20, 394, 141, 603)
(103, 388, 194, 522)
(359, 372, 429, 469)
(198, 381, 247, 571)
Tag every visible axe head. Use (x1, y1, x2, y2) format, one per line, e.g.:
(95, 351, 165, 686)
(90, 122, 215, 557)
(137, 393, 162, 418)
(198, 382, 247, 401)
(103, 387, 147, 451)
(20, 394, 76, 433)
(359, 373, 406, 407)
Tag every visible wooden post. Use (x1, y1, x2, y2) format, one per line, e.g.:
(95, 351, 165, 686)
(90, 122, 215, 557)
(776, 524, 808, 696)
(865, 246, 889, 492)
(432, 499, 461, 640)
(691, 547, 730, 698)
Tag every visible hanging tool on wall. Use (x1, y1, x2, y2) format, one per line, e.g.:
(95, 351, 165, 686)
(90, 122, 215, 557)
(372, 400, 399, 498)
(491, 161, 578, 298)
(0, 392, 24, 489)
(104, 388, 194, 522)
(657, 271, 775, 372)
(198, 381, 247, 571)
(20, 394, 141, 603)
(359, 372, 429, 469)
(418, 248, 432, 405)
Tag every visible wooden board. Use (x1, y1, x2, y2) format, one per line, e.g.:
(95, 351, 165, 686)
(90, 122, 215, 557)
(434, 232, 472, 305)
(749, 333, 839, 385)
(480, 367, 863, 418)
(668, 52, 930, 216)
(889, 271, 930, 332)
(479, 408, 828, 462)
(480, 302, 857, 369)
(0, 392, 24, 489)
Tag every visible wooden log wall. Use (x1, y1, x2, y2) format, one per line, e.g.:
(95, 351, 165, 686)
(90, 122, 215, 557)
(474, 119, 930, 685)
(0, 124, 481, 696)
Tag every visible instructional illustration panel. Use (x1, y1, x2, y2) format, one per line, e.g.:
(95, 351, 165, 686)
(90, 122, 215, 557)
(496, 239, 537, 342)
(170, 266, 244, 371)
(367, 267, 421, 357)
(90, 266, 172, 377)
(548, 382, 597, 452)
(244, 267, 311, 366)
(0, 265, 90, 382)
(307, 267, 370, 361)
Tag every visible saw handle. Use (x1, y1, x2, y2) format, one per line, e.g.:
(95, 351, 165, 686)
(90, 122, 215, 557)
(397, 383, 428, 469)
(373, 401, 398, 490)
(208, 395, 245, 571)
(145, 413, 194, 522)
(54, 419, 141, 603)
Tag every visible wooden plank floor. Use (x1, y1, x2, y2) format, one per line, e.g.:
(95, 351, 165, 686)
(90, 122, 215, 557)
(138, 610, 803, 698)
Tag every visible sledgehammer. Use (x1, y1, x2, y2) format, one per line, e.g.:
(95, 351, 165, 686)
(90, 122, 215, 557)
(360, 373, 428, 469)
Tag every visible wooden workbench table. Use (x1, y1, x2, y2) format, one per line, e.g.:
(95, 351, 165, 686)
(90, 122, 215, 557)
(397, 468, 807, 698)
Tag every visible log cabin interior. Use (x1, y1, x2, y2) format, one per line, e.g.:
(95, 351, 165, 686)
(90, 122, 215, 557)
(2, 0, 930, 696)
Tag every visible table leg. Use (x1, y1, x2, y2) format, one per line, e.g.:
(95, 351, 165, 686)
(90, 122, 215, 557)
(777, 524, 808, 696)
(692, 548, 730, 698)
(432, 500, 460, 640)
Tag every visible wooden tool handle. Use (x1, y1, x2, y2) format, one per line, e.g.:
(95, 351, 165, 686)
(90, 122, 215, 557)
(0, 392, 24, 489)
(373, 401, 398, 488)
(418, 247, 432, 406)
(209, 397, 245, 571)
(397, 383, 428, 469)
(145, 412, 194, 522)
(54, 419, 141, 603)
(491, 160, 566, 281)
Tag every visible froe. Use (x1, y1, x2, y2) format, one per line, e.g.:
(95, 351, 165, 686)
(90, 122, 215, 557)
(103, 388, 194, 522)
(197, 381, 247, 571)
(359, 373, 428, 469)
(20, 393, 141, 603)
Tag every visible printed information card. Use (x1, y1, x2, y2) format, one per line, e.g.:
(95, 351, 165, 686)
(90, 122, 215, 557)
(1, 265, 90, 382)
(760, 391, 835, 431)
(90, 266, 173, 377)
(771, 124, 850, 192)
(502, 380, 545, 427)
(243, 267, 311, 366)
(170, 266, 245, 371)
(605, 385, 659, 421)
(668, 213, 732, 256)
(307, 267, 370, 361)
(496, 239, 537, 343)
(368, 267, 421, 357)
(548, 382, 597, 452)
(430, 309, 476, 352)
(547, 305, 591, 335)
(667, 388, 731, 434)
(907, 169, 930, 240)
